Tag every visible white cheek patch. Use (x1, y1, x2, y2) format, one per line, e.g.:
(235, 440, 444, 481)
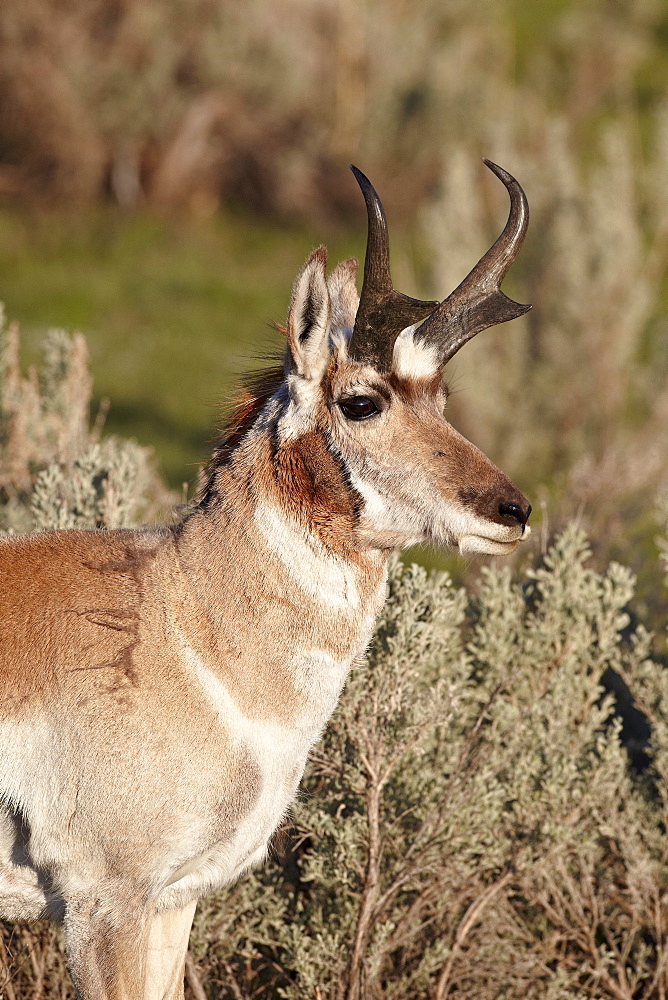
(392, 324, 441, 380)
(346, 469, 423, 544)
(347, 470, 388, 523)
(254, 502, 359, 609)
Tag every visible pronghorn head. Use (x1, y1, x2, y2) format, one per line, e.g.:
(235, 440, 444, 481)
(271, 160, 532, 556)
(215, 162, 532, 557)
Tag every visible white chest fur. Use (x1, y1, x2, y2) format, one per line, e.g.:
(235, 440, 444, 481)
(253, 502, 360, 609)
(159, 513, 387, 909)
(157, 638, 359, 909)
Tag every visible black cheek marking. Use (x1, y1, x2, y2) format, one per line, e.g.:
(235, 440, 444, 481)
(324, 435, 365, 521)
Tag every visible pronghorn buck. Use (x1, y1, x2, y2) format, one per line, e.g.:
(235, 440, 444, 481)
(0, 160, 532, 999)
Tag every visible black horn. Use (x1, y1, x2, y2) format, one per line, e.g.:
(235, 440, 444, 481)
(414, 159, 530, 364)
(348, 165, 438, 371)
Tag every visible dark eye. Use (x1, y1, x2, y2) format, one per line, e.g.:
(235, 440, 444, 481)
(338, 396, 380, 421)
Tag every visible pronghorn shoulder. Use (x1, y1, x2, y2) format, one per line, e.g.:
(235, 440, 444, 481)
(0, 527, 173, 618)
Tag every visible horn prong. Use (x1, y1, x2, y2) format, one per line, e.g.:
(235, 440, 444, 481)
(349, 166, 438, 371)
(415, 160, 531, 364)
(348, 161, 530, 371)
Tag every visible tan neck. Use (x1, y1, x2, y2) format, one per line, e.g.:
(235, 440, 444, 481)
(170, 427, 388, 728)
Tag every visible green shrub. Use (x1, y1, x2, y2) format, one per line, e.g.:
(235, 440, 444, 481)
(0, 311, 172, 533)
(1, 325, 668, 999)
(190, 534, 668, 999)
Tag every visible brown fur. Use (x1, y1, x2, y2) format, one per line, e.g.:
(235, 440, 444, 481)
(267, 430, 361, 548)
(386, 369, 444, 404)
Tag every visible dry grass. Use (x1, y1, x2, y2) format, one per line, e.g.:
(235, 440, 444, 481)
(0, 0, 664, 220)
(3, 0, 668, 577)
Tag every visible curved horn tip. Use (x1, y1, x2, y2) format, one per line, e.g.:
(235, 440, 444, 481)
(482, 158, 526, 195)
(350, 165, 383, 214)
(482, 157, 513, 185)
(350, 165, 386, 219)
(350, 164, 370, 187)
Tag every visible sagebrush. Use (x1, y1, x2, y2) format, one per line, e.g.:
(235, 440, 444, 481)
(1, 324, 668, 1000)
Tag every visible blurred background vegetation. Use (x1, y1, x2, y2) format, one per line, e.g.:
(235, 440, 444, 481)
(3, 0, 668, 600)
(4, 1, 668, 996)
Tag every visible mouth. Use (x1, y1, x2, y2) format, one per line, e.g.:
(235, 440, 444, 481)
(458, 523, 531, 556)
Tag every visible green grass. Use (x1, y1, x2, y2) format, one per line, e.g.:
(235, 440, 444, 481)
(0, 208, 365, 487)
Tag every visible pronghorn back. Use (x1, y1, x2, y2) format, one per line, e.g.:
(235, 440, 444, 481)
(0, 162, 532, 1000)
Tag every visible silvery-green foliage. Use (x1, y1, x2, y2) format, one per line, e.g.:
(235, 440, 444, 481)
(0, 319, 171, 533)
(29, 439, 157, 530)
(192, 529, 667, 1000)
(3, 318, 668, 999)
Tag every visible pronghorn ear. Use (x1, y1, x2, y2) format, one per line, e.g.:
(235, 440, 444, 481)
(327, 257, 359, 332)
(286, 246, 331, 381)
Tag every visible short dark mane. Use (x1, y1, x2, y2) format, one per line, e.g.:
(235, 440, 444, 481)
(195, 361, 285, 507)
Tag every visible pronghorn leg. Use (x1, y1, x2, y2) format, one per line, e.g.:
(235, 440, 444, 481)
(64, 892, 155, 1000)
(143, 900, 197, 1000)
(64, 895, 197, 1000)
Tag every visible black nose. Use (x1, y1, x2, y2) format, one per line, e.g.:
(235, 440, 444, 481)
(498, 501, 532, 527)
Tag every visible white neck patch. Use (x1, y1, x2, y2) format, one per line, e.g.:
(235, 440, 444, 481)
(254, 502, 359, 609)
